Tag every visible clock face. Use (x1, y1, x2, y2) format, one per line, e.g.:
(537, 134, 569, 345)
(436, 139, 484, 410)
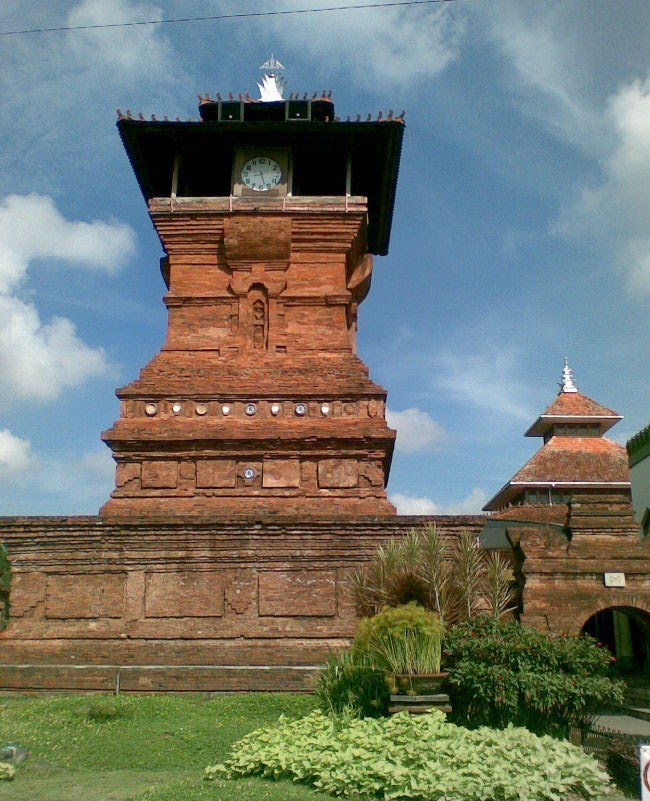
(241, 156, 282, 192)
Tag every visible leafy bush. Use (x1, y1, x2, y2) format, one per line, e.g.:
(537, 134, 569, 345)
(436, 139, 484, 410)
(353, 603, 443, 675)
(206, 708, 611, 801)
(603, 734, 639, 796)
(444, 617, 624, 737)
(315, 651, 389, 718)
(0, 761, 15, 781)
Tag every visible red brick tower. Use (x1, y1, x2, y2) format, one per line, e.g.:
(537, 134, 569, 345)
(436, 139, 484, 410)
(100, 61, 403, 517)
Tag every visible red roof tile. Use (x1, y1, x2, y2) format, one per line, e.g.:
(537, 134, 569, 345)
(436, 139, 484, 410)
(511, 436, 629, 484)
(525, 391, 621, 436)
(488, 504, 569, 526)
(483, 436, 630, 511)
(540, 392, 619, 419)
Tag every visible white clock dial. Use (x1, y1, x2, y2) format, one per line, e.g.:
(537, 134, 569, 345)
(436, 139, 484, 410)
(241, 156, 282, 192)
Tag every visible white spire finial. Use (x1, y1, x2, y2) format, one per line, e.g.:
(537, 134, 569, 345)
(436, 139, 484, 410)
(559, 358, 578, 393)
(257, 53, 287, 101)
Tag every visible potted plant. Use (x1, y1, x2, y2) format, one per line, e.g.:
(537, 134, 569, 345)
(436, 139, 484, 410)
(353, 603, 446, 696)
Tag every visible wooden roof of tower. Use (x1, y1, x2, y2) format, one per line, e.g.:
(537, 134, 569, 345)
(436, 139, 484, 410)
(117, 95, 404, 256)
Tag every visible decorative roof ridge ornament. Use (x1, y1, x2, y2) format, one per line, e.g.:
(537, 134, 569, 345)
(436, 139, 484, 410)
(257, 53, 287, 102)
(559, 357, 578, 394)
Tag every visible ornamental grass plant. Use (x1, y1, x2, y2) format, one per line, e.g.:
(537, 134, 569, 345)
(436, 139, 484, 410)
(353, 602, 443, 675)
(314, 651, 390, 717)
(350, 526, 516, 625)
(316, 604, 444, 715)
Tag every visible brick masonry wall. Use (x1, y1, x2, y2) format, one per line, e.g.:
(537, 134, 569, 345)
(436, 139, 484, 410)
(3, 511, 650, 692)
(0, 514, 480, 692)
(508, 525, 650, 634)
(100, 203, 398, 519)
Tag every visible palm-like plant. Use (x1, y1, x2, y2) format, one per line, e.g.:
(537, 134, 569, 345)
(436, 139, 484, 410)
(351, 525, 516, 626)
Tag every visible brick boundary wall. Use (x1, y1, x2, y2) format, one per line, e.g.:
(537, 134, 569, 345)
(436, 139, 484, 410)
(0, 515, 480, 692)
(2, 513, 650, 693)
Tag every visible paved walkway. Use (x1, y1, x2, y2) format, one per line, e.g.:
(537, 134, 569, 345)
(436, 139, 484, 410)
(592, 712, 650, 737)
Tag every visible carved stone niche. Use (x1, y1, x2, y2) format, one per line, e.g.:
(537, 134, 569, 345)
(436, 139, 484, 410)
(317, 459, 359, 489)
(196, 460, 237, 489)
(262, 459, 301, 488)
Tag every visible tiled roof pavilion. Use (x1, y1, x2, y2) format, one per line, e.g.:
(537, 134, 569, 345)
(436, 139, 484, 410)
(484, 361, 630, 512)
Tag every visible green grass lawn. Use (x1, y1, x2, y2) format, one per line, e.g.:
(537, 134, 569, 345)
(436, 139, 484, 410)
(0, 693, 331, 801)
(0, 693, 632, 801)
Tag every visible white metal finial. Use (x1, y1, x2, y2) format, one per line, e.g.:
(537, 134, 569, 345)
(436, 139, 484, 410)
(259, 54, 285, 72)
(559, 358, 578, 393)
(257, 53, 287, 101)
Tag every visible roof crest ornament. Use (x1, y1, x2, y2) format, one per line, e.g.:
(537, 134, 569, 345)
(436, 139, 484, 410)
(257, 53, 287, 102)
(559, 358, 578, 394)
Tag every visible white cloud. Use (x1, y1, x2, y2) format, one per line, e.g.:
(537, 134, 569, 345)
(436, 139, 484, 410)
(0, 194, 135, 293)
(390, 493, 439, 515)
(386, 407, 446, 454)
(433, 348, 532, 422)
(0, 295, 108, 403)
(442, 488, 488, 515)
(0, 429, 33, 474)
(555, 78, 650, 294)
(0, 446, 115, 515)
(269, 3, 466, 91)
(390, 488, 487, 516)
(66, 0, 173, 80)
(81, 448, 115, 480)
(483, 4, 605, 153)
(0, 193, 134, 404)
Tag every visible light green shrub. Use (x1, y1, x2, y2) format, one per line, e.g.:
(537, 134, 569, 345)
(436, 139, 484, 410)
(0, 761, 15, 781)
(206, 709, 611, 801)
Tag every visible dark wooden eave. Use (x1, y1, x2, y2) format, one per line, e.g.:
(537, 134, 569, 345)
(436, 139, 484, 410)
(117, 117, 403, 255)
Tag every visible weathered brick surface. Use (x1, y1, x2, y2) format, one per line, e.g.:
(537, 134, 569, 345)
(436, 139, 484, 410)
(2, 507, 650, 690)
(0, 515, 481, 692)
(100, 201, 397, 518)
(507, 496, 650, 635)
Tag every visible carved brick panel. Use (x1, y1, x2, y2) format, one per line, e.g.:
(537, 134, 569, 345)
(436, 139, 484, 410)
(318, 459, 359, 488)
(46, 574, 126, 619)
(141, 461, 178, 489)
(258, 570, 337, 617)
(196, 460, 237, 488)
(262, 459, 301, 488)
(145, 570, 225, 618)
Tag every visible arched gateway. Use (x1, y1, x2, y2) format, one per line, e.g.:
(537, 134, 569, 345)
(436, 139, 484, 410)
(582, 605, 650, 673)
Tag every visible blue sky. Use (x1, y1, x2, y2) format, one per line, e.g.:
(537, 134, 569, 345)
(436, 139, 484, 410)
(0, 0, 648, 516)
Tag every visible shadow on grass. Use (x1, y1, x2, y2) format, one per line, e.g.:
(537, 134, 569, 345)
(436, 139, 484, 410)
(0, 767, 188, 801)
(0, 767, 331, 801)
